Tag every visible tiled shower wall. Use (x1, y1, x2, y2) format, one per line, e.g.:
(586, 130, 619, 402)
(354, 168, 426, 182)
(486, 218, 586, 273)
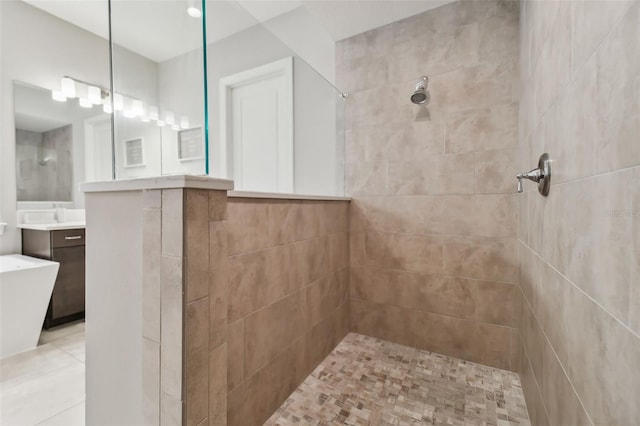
(337, 1, 521, 370)
(518, 1, 640, 425)
(225, 198, 350, 426)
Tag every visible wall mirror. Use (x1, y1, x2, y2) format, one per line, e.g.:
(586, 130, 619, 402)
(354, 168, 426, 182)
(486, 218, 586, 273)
(13, 81, 113, 209)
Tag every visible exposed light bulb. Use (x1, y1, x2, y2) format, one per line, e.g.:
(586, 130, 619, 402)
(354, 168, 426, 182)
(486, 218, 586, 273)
(148, 105, 159, 121)
(113, 93, 124, 111)
(51, 90, 67, 102)
(157, 120, 166, 127)
(79, 98, 92, 108)
(132, 99, 144, 117)
(165, 112, 175, 125)
(88, 85, 102, 104)
(172, 124, 180, 131)
(61, 77, 76, 98)
(180, 116, 190, 129)
(187, 7, 201, 18)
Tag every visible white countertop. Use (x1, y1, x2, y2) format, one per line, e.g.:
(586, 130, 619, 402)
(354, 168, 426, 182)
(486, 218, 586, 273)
(80, 175, 234, 193)
(18, 222, 86, 231)
(228, 191, 351, 201)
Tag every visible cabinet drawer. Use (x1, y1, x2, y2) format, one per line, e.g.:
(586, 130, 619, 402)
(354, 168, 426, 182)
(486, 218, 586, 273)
(51, 229, 85, 248)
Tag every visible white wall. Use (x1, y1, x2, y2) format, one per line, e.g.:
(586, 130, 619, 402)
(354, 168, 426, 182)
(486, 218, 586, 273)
(0, 0, 108, 254)
(260, 6, 336, 84)
(85, 190, 143, 425)
(0, 0, 159, 254)
(163, 23, 343, 195)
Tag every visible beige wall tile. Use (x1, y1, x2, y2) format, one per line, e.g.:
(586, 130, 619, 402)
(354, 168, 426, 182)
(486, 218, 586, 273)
(143, 208, 162, 342)
(540, 339, 591, 426)
(243, 292, 305, 378)
(474, 148, 518, 194)
(227, 200, 270, 255)
(226, 320, 244, 393)
(142, 338, 160, 426)
(594, 3, 640, 173)
(160, 392, 183, 426)
(350, 299, 414, 347)
(443, 236, 518, 282)
(266, 337, 308, 412)
(160, 256, 183, 400)
(143, 189, 162, 209)
(161, 189, 183, 257)
(185, 189, 210, 302)
(365, 230, 443, 275)
(209, 221, 228, 350)
(474, 279, 518, 327)
(388, 153, 475, 195)
(228, 245, 291, 322)
(226, 368, 270, 426)
(209, 343, 227, 426)
(445, 102, 518, 154)
(571, 0, 634, 75)
(413, 311, 510, 370)
(186, 298, 209, 357)
(185, 348, 208, 426)
(208, 191, 227, 221)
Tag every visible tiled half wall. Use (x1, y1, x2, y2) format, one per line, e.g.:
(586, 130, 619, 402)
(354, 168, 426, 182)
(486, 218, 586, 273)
(141, 190, 350, 426)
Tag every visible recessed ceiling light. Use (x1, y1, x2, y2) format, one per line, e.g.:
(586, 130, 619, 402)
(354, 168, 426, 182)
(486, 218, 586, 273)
(187, 7, 201, 18)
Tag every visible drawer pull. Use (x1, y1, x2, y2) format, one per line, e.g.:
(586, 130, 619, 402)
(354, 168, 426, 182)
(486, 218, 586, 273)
(64, 236, 83, 240)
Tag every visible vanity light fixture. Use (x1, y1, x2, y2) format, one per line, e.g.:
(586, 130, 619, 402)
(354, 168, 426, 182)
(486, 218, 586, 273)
(61, 77, 76, 98)
(131, 99, 144, 117)
(113, 93, 124, 111)
(52, 76, 192, 132)
(51, 90, 67, 102)
(88, 85, 102, 105)
(148, 105, 159, 121)
(165, 112, 175, 126)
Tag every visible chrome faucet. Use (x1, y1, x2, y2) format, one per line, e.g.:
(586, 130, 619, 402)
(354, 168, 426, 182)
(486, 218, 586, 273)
(517, 153, 551, 196)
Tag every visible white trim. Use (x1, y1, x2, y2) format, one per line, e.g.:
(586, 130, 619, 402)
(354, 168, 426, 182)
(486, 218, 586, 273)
(219, 57, 294, 192)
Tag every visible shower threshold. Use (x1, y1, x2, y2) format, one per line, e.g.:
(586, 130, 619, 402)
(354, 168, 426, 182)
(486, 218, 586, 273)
(265, 333, 530, 425)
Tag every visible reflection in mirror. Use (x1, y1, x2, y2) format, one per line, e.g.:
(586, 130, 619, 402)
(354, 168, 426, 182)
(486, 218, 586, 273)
(13, 81, 113, 208)
(110, 0, 207, 179)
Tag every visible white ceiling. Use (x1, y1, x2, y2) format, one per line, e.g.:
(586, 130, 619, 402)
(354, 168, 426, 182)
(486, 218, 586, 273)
(24, 0, 456, 63)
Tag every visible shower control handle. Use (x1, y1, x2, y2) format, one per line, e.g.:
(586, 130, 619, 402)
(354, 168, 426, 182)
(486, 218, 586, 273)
(516, 153, 551, 196)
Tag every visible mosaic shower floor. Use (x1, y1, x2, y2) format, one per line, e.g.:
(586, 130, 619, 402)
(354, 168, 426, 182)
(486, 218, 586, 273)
(265, 333, 530, 426)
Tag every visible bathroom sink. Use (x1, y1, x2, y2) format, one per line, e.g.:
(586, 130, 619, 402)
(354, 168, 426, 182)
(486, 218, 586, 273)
(17, 209, 85, 231)
(17, 221, 85, 231)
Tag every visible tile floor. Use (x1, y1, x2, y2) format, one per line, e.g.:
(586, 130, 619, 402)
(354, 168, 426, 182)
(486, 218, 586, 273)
(266, 333, 530, 426)
(0, 321, 85, 426)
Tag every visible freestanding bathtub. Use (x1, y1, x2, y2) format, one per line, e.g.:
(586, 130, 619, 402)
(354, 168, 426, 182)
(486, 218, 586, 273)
(0, 254, 59, 359)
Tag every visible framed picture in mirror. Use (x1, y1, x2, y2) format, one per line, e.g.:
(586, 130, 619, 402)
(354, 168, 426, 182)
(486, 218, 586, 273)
(178, 127, 203, 161)
(123, 138, 145, 168)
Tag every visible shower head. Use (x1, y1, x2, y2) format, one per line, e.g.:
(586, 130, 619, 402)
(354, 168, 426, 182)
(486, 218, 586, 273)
(39, 158, 50, 166)
(410, 76, 430, 105)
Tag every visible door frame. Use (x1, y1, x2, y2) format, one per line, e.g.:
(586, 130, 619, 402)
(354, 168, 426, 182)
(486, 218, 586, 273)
(219, 56, 294, 192)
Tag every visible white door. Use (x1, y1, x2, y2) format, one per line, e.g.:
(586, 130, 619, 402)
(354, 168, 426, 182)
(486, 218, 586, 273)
(220, 57, 293, 193)
(84, 115, 113, 182)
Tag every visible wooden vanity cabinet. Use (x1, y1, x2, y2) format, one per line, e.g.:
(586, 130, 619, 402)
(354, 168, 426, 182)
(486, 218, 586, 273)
(22, 228, 86, 329)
